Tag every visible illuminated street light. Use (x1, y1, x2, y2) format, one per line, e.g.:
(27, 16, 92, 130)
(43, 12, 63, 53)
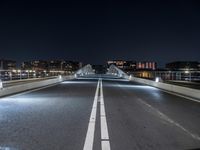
(0, 79, 3, 89)
(74, 74, 77, 78)
(129, 75, 132, 80)
(12, 69, 17, 73)
(184, 70, 189, 74)
(0, 79, 3, 90)
(59, 75, 62, 80)
(155, 77, 160, 82)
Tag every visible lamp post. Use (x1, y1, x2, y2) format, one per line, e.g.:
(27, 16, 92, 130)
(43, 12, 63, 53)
(9, 71, 12, 80)
(0, 79, 3, 89)
(18, 70, 21, 80)
(33, 70, 36, 78)
(44, 70, 47, 77)
(26, 70, 29, 79)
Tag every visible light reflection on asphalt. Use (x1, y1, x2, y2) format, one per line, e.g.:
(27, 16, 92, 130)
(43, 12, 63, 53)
(0, 147, 18, 150)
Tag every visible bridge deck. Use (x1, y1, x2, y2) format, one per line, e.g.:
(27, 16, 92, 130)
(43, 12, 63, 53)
(0, 75, 199, 150)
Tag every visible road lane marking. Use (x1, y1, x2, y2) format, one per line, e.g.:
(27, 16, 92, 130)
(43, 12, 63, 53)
(100, 79, 111, 150)
(102, 141, 111, 150)
(138, 98, 200, 141)
(83, 79, 100, 150)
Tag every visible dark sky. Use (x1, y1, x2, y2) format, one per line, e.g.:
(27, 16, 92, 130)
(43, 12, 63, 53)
(0, 0, 200, 67)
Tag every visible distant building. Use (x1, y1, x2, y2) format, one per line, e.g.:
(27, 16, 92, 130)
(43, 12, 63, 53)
(22, 60, 82, 72)
(48, 60, 81, 72)
(107, 60, 136, 72)
(21, 60, 48, 71)
(136, 61, 157, 70)
(62, 61, 82, 72)
(166, 61, 199, 71)
(48, 60, 63, 71)
(107, 60, 126, 69)
(0, 59, 16, 70)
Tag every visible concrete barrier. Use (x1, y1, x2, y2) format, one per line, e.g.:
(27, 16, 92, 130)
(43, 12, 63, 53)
(0, 75, 74, 97)
(3, 76, 58, 84)
(130, 76, 200, 100)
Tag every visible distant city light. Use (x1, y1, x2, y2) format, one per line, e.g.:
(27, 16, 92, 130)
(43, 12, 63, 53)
(185, 70, 189, 74)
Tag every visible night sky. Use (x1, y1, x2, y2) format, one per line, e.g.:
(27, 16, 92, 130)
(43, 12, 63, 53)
(0, 0, 200, 67)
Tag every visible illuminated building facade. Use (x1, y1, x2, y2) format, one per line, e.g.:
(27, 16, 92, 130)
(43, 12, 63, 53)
(22, 60, 82, 73)
(136, 61, 156, 70)
(22, 60, 48, 71)
(107, 60, 136, 72)
(0, 59, 16, 70)
(166, 61, 199, 71)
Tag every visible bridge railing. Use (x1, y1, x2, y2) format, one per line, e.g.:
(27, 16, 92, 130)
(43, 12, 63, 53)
(107, 65, 129, 79)
(0, 69, 75, 81)
(130, 70, 200, 82)
(75, 64, 95, 77)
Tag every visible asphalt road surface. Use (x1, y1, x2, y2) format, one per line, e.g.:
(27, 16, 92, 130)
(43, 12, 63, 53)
(0, 76, 200, 150)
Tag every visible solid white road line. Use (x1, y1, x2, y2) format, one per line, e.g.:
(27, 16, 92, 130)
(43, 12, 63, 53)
(100, 79, 111, 150)
(102, 141, 111, 150)
(83, 79, 100, 150)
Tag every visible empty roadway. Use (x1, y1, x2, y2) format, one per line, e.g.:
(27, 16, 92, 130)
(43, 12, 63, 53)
(0, 76, 199, 150)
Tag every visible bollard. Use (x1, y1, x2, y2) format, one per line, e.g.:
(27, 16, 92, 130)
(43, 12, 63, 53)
(0, 79, 3, 89)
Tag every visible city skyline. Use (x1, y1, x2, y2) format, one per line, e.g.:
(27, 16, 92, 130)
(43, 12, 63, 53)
(0, 0, 200, 67)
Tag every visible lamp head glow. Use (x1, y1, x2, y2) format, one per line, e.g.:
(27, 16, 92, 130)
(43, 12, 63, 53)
(74, 74, 77, 78)
(59, 75, 62, 79)
(155, 77, 160, 83)
(185, 70, 189, 74)
(129, 75, 132, 80)
(0, 79, 3, 89)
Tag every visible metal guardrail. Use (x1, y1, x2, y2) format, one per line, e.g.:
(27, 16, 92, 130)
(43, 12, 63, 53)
(130, 70, 200, 82)
(75, 64, 95, 77)
(0, 69, 73, 81)
(107, 65, 129, 79)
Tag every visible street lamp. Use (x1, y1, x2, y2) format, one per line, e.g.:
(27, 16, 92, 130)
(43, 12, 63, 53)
(58, 75, 62, 81)
(0, 79, 3, 89)
(26, 70, 29, 78)
(184, 70, 189, 74)
(129, 75, 132, 80)
(44, 70, 47, 77)
(17, 70, 22, 80)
